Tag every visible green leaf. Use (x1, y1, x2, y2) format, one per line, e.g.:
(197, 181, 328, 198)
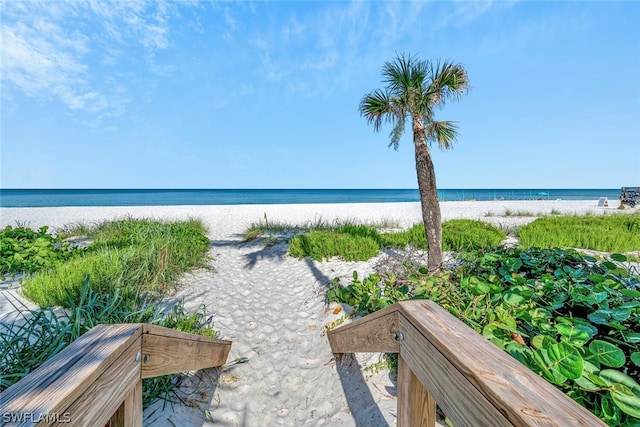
(611, 383, 635, 397)
(587, 311, 609, 325)
(588, 340, 626, 368)
(503, 291, 525, 306)
(625, 333, 640, 344)
(610, 253, 628, 262)
(599, 369, 640, 392)
(502, 257, 522, 272)
(587, 373, 609, 387)
(531, 335, 547, 350)
(555, 323, 593, 346)
(534, 349, 568, 385)
(620, 289, 640, 298)
(600, 369, 640, 418)
(610, 308, 631, 322)
(601, 395, 620, 422)
(547, 342, 583, 380)
(574, 375, 599, 391)
(631, 352, 640, 367)
(475, 281, 490, 295)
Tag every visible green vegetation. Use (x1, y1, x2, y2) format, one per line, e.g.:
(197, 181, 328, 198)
(243, 217, 400, 242)
(22, 218, 210, 308)
(504, 209, 537, 217)
(289, 231, 381, 262)
(519, 213, 640, 253)
(327, 248, 640, 425)
(359, 53, 470, 271)
(442, 220, 505, 251)
(0, 225, 77, 280)
(1, 278, 216, 407)
(288, 220, 505, 262)
(2, 218, 218, 411)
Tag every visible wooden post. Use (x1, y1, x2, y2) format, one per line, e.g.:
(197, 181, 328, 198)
(397, 354, 436, 427)
(110, 380, 142, 427)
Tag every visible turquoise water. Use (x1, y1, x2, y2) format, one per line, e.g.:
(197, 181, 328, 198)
(0, 189, 620, 208)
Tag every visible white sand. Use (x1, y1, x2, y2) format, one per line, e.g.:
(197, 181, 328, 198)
(0, 200, 624, 426)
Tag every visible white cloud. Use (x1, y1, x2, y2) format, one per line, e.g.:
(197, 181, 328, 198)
(0, 0, 180, 120)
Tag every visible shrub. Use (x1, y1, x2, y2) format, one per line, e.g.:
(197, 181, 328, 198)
(0, 225, 79, 280)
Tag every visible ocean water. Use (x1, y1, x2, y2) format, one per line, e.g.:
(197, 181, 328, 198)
(0, 189, 621, 208)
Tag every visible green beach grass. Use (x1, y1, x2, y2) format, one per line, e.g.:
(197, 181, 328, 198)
(518, 212, 640, 253)
(1, 218, 219, 411)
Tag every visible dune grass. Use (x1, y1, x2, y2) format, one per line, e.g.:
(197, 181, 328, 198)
(22, 218, 210, 308)
(289, 231, 381, 261)
(518, 213, 640, 252)
(243, 217, 401, 242)
(288, 219, 506, 261)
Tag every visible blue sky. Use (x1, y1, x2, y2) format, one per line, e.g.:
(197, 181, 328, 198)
(1, 1, 639, 189)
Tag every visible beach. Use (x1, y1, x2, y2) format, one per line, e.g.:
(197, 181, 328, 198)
(0, 199, 624, 426)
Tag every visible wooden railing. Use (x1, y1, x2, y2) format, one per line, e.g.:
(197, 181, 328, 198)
(0, 324, 232, 427)
(328, 300, 606, 427)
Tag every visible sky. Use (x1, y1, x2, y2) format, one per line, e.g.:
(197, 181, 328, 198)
(1, 0, 639, 189)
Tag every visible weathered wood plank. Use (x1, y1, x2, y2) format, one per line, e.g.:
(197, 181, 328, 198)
(141, 325, 232, 379)
(327, 304, 399, 354)
(110, 379, 142, 427)
(397, 354, 436, 427)
(400, 314, 513, 427)
(398, 301, 606, 426)
(53, 336, 141, 426)
(0, 324, 142, 427)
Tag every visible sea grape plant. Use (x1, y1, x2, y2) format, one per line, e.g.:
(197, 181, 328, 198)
(0, 226, 77, 280)
(328, 247, 640, 425)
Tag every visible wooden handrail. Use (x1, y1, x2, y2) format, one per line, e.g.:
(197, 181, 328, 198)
(328, 300, 606, 427)
(0, 324, 232, 427)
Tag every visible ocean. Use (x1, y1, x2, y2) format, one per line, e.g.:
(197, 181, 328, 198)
(0, 189, 621, 208)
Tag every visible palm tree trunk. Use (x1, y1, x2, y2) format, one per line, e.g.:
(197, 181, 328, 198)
(412, 117, 443, 272)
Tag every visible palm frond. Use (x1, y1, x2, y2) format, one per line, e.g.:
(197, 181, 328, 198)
(426, 120, 459, 151)
(359, 89, 393, 133)
(382, 54, 426, 97)
(425, 61, 470, 107)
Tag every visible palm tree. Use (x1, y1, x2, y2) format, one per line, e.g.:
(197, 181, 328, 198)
(359, 54, 469, 272)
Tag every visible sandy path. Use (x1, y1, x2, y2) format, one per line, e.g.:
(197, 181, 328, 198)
(144, 231, 397, 426)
